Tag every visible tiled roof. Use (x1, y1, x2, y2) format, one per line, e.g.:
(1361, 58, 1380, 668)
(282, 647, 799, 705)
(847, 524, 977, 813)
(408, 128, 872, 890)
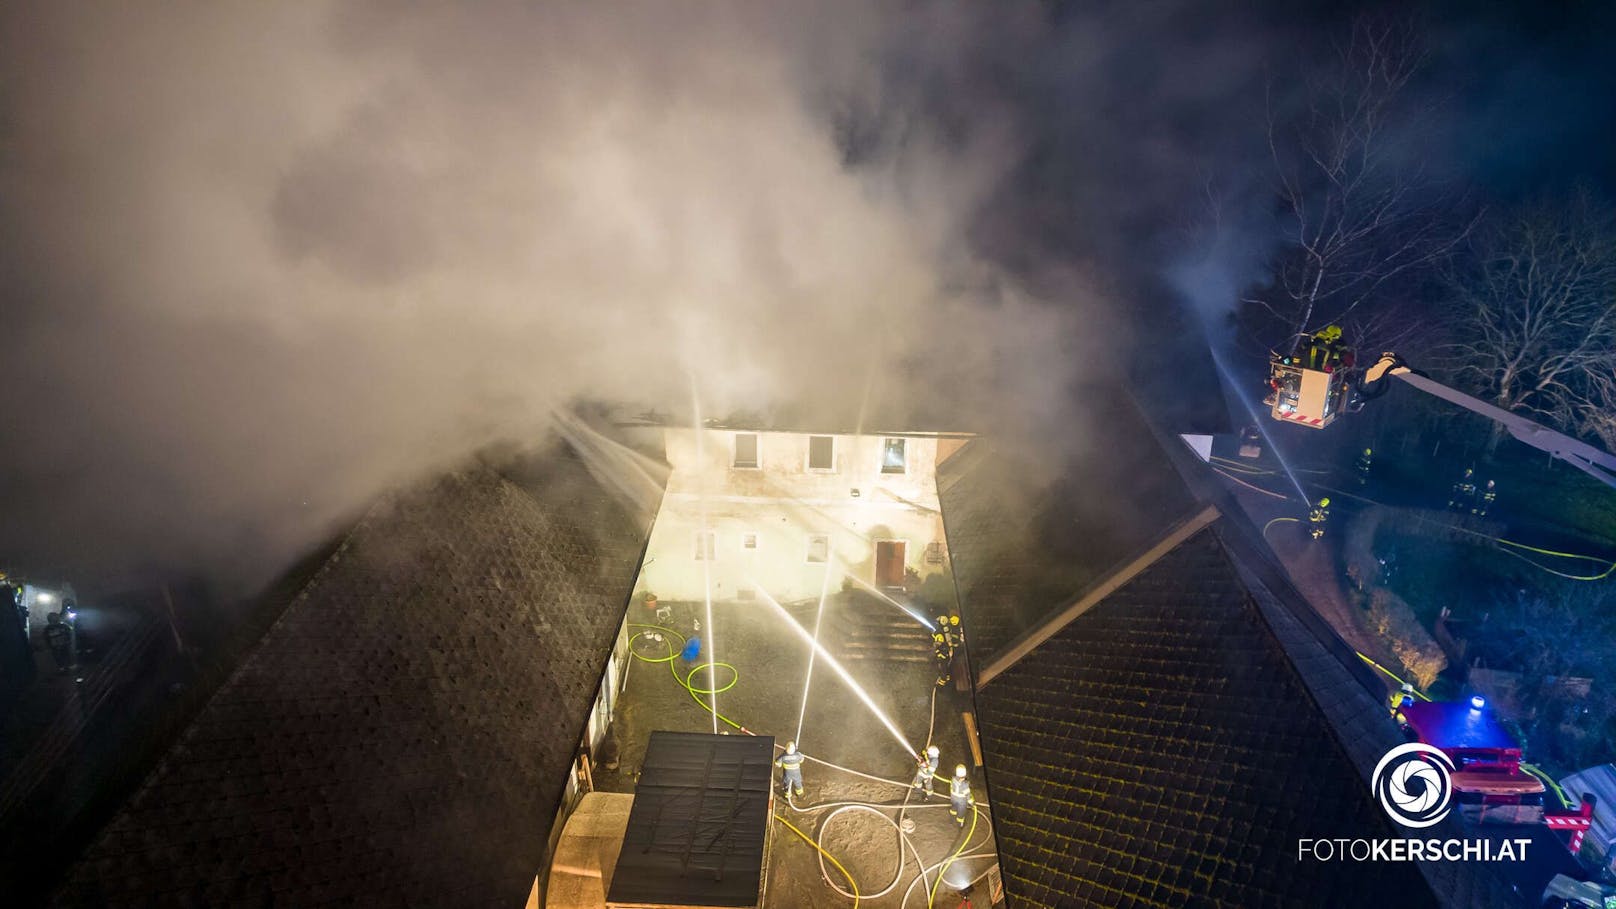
(937, 394, 1200, 669)
(972, 527, 1442, 907)
(51, 442, 654, 907)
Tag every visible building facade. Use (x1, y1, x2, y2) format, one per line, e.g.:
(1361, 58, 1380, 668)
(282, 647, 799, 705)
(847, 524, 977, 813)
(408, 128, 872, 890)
(635, 429, 963, 606)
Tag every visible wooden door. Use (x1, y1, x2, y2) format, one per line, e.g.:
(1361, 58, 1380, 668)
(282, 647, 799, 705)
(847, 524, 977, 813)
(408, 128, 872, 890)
(875, 541, 906, 588)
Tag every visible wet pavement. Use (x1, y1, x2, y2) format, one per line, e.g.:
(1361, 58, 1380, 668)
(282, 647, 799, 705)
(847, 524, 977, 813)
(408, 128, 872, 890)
(596, 591, 999, 907)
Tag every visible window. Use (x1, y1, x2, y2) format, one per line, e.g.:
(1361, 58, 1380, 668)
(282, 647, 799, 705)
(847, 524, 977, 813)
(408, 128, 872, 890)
(733, 433, 759, 468)
(808, 435, 835, 471)
(742, 532, 758, 550)
(806, 534, 830, 564)
(694, 531, 716, 560)
(881, 438, 906, 474)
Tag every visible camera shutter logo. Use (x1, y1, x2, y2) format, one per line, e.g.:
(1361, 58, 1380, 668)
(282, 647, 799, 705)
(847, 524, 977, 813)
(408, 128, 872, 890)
(1372, 743, 1455, 828)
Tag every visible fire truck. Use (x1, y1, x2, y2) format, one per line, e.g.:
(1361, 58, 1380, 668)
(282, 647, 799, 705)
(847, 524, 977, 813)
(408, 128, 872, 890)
(1398, 698, 1545, 825)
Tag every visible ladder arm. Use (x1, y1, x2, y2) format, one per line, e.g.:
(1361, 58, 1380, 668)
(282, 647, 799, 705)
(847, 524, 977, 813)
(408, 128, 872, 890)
(1364, 354, 1616, 491)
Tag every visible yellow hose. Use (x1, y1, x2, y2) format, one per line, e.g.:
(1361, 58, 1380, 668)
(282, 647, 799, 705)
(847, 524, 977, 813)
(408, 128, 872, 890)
(1224, 471, 1615, 582)
(775, 812, 860, 907)
(1494, 546, 1616, 581)
(1355, 652, 1432, 701)
(1521, 763, 1571, 808)
(928, 802, 979, 908)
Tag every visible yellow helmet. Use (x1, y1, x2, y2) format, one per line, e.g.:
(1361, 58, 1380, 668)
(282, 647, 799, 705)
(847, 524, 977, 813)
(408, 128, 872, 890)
(1316, 325, 1343, 342)
(949, 615, 959, 626)
(1318, 497, 1331, 507)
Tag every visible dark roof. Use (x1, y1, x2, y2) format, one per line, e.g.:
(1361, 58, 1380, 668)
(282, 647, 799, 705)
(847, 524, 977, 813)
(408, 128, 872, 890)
(605, 731, 773, 908)
(51, 439, 655, 908)
(944, 397, 1522, 908)
(971, 526, 1448, 907)
(937, 392, 1202, 668)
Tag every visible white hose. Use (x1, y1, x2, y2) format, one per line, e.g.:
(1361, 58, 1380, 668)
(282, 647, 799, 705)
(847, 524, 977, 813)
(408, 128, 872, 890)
(785, 787, 997, 906)
(899, 805, 996, 909)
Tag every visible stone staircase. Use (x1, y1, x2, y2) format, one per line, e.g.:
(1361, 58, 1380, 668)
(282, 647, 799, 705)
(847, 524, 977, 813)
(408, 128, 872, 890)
(831, 590, 934, 664)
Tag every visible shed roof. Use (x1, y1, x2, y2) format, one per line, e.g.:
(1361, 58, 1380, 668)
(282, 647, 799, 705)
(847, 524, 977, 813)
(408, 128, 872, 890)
(605, 731, 774, 908)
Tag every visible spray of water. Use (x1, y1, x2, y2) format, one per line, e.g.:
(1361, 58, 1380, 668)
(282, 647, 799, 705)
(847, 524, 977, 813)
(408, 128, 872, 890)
(1196, 324, 1311, 505)
(751, 579, 918, 757)
(842, 572, 937, 631)
(690, 378, 719, 735)
(548, 409, 668, 529)
(793, 555, 836, 746)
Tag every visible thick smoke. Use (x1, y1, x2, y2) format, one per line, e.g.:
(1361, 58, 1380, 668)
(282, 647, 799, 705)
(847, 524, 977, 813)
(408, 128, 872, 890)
(10, 2, 1578, 588)
(0, 2, 1099, 586)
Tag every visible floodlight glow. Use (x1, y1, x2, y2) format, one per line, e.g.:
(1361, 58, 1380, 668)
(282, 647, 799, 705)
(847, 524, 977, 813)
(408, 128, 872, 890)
(36, 592, 55, 604)
(1470, 695, 1486, 711)
(751, 580, 917, 757)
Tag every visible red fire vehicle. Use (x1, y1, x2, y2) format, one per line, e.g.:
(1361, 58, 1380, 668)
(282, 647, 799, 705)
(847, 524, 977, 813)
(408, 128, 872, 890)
(1398, 698, 1545, 825)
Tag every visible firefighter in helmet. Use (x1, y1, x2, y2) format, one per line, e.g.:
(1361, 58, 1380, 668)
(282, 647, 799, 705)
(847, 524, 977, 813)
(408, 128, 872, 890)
(1302, 325, 1344, 370)
(949, 765, 974, 826)
(1355, 448, 1373, 486)
(1448, 468, 1477, 511)
(933, 625, 954, 687)
(913, 745, 941, 797)
(1308, 497, 1331, 540)
(1388, 682, 1415, 714)
(776, 741, 805, 797)
(1473, 480, 1497, 517)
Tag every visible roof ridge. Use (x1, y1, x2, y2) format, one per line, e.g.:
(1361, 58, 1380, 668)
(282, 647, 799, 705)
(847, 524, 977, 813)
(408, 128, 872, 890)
(976, 503, 1221, 687)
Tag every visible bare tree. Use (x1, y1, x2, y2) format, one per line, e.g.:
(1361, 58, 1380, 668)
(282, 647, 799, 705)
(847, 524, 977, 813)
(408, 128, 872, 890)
(1496, 586, 1616, 769)
(1248, 17, 1468, 344)
(1441, 193, 1616, 451)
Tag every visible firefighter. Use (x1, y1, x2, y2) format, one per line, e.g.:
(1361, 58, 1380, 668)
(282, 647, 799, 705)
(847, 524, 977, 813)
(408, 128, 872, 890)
(1303, 325, 1344, 370)
(1355, 448, 1373, 486)
(776, 741, 805, 797)
(949, 765, 974, 826)
(43, 611, 72, 672)
(1308, 497, 1331, 540)
(1474, 480, 1497, 517)
(912, 745, 941, 797)
(1448, 468, 1477, 511)
(933, 615, 955, 687)
(1388, 682, 1415, 715)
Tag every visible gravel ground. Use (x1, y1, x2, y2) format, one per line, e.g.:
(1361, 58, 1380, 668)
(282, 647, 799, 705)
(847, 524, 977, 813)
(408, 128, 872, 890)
(597, 591, 1000, 907)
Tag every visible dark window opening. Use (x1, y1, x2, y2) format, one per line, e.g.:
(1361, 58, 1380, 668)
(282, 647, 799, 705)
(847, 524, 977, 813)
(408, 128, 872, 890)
(881, 438, 906, 474)
(733, 433, 759, 468)
(809, 435, 834, 471)
(807, 534, 829, 563)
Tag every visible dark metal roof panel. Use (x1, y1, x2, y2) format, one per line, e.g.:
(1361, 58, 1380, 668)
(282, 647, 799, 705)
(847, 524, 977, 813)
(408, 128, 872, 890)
(606, 731, 773, 908)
